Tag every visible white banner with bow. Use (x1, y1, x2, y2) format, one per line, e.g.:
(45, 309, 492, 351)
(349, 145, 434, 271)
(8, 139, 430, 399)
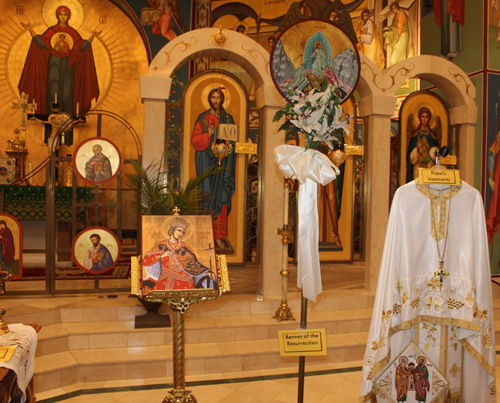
(274, 144, 340, 301)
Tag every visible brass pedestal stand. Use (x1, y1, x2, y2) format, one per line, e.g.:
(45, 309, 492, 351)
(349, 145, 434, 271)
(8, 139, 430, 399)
(273, 224, 295, 322)
(273, 181, 295, 322)
(146, 289, 219, 403)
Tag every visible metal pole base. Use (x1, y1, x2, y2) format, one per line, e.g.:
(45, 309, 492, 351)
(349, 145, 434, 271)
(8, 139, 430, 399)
(163, 388, 198, 403)
(272, 303, 296, 322)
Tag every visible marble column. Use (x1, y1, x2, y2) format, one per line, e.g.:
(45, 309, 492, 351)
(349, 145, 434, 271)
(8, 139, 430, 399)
(140, 75, 172, 170)
(260, 106, 286, 297)
(358, 95, 397, 291)
(142, 99, 167, 171)
(449, 105, 477, 184)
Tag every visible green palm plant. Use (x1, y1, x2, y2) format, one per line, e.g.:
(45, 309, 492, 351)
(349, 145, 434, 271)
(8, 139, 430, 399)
(126, 159, 221, 216)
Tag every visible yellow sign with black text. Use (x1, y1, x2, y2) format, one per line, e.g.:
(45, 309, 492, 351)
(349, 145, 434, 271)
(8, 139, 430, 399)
(418, 168, 460, 185)
(235, 142, 258, 154)
(278, 329, 327, 356)
(344, 145, 364, 156)
(440, 155, 457, 165)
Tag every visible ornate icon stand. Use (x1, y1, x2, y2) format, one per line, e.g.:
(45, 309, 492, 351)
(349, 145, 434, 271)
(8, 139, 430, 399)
(146, 289, 219, 403)
(132, 255, 230, 403)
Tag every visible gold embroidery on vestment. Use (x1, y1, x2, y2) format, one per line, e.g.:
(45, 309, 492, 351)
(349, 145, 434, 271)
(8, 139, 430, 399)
(449, 363, 460, 378)
(460, 339, 495, 376)
(415, 180, 462, 242)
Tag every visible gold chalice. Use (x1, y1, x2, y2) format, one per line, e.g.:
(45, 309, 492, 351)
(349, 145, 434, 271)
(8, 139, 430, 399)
(212, 140, 233, 166)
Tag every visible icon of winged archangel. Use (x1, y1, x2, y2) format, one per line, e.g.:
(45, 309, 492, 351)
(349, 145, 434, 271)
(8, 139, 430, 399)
(405, 107, 442, 183)
(141, 0, 186, 41)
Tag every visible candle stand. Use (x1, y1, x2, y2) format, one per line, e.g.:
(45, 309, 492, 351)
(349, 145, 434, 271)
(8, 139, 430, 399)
(273, 181, 295, 322)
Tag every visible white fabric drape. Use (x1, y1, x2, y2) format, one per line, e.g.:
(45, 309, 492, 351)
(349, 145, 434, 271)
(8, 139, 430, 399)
(274, 145, 339, 301)
(359, 180, 496, 402)
(0, 324, 38, 403)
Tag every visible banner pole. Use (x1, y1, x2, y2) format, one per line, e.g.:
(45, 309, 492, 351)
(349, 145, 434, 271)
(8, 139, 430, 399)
(297, 291, 307, 403)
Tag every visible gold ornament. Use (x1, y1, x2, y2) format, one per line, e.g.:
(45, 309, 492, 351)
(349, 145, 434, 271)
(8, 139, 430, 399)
(328, 149, 346, 166)
(211, 27, 228, 47)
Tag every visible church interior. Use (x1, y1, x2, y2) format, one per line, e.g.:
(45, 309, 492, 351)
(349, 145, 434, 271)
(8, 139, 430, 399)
(0, 0, 500, 402)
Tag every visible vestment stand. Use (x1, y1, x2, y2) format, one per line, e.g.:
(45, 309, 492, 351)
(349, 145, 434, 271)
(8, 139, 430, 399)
(146, 289, 219, 403)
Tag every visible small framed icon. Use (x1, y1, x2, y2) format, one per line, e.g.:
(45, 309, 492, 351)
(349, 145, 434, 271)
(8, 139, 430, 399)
(72, 227, 121, 274)
(73, 137, 122, 185)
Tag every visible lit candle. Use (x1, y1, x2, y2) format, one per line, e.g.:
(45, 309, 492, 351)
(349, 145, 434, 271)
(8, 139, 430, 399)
(55, 93, 57, 104)
(76, 102, 79, 115)
(283, 182, 289, 225)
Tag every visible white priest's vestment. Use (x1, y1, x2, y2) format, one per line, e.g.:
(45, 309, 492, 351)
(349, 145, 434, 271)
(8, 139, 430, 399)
(359, 180, 496, 402)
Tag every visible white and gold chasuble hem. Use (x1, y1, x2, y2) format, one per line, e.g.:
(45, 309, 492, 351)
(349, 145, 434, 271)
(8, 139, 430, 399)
(359, 180, 496, 403)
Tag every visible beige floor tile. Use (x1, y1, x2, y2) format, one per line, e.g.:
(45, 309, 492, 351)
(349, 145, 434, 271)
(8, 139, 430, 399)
(70, 344, 171, 364)
(35, 387, 67, 400)
(218, 339, 275, 355)
(273, 384, 329, 403)
(127, 331, 164, 347)
(38, 323, 68, 339)
(81, 381, 105, 389)
(35, 364, 500, 403)
(61, 382, 85, 394)
(237, 379, 291, 399)
(35, 351, 78, 373)
(308, 310, 345, 321)
(186, 373, 224, 382)
(259, 367, 297, 376)
(347, 331, 369, 344)
(186, 342, 223, 357)
(63, 321, 133, 334)
(143, 376, 170, 385)
(328, 360, 363, 369)
(329, 378, 363, 398)
(338, 308, 373, 319)
(215, 391, 277, 403)
(102, 378, 146, 388)
(221, 370, 261, 379)
(89, 333, 128, 348)
(188, 384, 236, 403)
(326, 332, 360, 346)
(184, 317, 218, 328)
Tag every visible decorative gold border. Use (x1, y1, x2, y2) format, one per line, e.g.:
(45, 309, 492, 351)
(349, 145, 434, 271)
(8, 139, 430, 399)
(400, 315, 480, 332)
(440, 324, 448, 403)
(216, 254, 230, 293)
(145, 288, 219, 304)
(460, 339, 495, 376)
(131, 255, 141, 297)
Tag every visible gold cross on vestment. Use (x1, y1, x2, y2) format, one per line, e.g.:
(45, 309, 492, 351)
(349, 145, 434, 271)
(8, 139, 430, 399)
(432, 259, 449, 289)
(12, 92, 37, 140)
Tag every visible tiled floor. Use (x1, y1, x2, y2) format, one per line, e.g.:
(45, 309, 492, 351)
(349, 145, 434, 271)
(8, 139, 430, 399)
(35, 362, 365, 403)
(33, 357, 500, 403)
